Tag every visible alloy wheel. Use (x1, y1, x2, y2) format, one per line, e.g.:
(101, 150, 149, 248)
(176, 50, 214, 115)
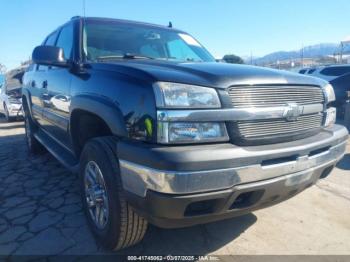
(84, 161, 110, 229)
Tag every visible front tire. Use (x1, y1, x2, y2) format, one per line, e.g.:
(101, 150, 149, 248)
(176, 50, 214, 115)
(79, 137, 148, 250)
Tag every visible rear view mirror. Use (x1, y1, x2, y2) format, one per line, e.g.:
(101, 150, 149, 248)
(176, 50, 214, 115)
(32, 46, 69, 68)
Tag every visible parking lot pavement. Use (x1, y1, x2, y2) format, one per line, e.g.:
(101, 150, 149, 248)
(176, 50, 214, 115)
(0, 117, 349, 256)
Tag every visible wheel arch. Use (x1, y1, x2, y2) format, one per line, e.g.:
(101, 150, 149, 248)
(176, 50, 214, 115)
(69, 95, 128, 156)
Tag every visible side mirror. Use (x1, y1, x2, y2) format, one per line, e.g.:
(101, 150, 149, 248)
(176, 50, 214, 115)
(32, 46, 70, 68)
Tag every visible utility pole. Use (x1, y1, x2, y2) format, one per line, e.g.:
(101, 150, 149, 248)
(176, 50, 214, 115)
(301, 44, 304, 68)
(340, 42, 344, 64)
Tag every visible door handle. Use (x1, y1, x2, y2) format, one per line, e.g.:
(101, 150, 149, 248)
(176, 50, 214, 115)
(31, 80, 36, 88)
(42, 80, 48, 89)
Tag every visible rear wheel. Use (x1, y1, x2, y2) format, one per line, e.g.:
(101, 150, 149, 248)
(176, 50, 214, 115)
(79, 137, 148, 250)
(24, 109, 43, 154)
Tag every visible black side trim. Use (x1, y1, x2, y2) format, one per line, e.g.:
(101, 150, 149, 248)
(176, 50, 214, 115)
(31, 104, 42, 119)
(42, 109, 69, 131)
(34, 128, 79, 172)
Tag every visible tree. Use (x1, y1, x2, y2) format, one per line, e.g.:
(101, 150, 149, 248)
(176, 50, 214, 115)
(222, 54, 244, 64)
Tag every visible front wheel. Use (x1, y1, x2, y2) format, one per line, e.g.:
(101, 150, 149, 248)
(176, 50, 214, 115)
(79, 137, 148, 250)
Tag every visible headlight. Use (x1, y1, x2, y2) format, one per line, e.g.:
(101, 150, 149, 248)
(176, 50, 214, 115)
(158, 122, 228, 144)
(323, 84, 335, 103)
(153, 82, 221, 108)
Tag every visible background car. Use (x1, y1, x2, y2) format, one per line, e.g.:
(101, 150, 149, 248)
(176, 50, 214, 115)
(298, 67, 310, 74)
(300, 64, 350, 81)
(299, 64, 350, 118)
(328, 72, 350, 118)
(0, 67, 26, 122)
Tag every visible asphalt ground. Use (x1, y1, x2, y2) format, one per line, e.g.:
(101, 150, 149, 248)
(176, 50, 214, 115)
(0, 117, 349, 256)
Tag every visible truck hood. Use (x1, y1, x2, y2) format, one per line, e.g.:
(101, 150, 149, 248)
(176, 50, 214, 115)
(92, 60, 326, 89)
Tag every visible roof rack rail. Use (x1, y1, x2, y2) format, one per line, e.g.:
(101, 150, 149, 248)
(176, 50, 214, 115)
(71, 16, 81, 20)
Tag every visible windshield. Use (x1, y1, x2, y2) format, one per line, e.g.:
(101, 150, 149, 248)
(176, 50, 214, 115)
(83, 20, 215, 63)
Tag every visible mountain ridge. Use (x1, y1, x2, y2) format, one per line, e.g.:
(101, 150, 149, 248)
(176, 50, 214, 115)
(250, 43, 350, 65)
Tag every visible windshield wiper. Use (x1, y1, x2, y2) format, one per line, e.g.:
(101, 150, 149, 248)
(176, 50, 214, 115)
(96, 53, 154, 61)
(123, 53, 154, 60)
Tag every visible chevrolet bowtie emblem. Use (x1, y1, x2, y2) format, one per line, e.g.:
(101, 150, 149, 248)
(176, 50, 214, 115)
(283, 103, 303, 121)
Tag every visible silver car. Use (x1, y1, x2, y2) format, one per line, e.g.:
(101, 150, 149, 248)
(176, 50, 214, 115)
(0, 70, 24, 122)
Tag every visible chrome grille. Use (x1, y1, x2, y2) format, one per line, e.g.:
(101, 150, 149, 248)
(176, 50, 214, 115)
(237, 114, 323, 138)
(228, 86, 324, 108)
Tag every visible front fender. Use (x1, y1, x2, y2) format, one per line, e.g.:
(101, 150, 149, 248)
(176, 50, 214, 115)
(70, 94, 128, 137)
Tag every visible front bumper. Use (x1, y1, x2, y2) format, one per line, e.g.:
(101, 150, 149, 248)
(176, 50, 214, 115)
(118, 125, 348, 228)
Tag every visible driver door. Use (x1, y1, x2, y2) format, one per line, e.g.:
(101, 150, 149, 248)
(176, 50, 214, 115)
(40, 22, 73, 147)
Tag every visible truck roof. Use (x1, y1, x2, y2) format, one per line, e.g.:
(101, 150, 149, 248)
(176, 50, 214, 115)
(72, 16, 182, 32)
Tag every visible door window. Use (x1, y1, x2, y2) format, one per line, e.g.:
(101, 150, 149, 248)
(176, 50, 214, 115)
(38, 30, 60, 71)
(56, 24, 73, 60)
(45, 30, 59, 46)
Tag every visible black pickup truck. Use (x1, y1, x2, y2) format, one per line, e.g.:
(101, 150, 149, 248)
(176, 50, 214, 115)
(22, 16, 348, 250)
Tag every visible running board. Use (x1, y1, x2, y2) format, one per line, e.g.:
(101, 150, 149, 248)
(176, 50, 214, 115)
(34, 128, 79, 173)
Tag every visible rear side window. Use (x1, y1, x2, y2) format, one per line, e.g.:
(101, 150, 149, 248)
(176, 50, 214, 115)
(308, 69, 316, 74)
(299, 69, 307, 74)
(56, 24, 74, 60)
(320, 66, 350, 76)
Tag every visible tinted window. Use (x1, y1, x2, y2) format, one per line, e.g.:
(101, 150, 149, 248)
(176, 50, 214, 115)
(299, 69, 307, 74)
(56, 24, 74, 60)
(45, 31, 59, 46)
(308, 69, 316, 74)
(320, 66, 350, 76)
(38, 30, 59, 71)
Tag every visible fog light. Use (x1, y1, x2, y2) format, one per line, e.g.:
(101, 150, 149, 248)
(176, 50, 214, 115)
(324, 107, 336, 127)
(157, 122, 228, 144)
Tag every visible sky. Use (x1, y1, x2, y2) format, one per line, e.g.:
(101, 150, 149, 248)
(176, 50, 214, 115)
(0, 0, 349, 70)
